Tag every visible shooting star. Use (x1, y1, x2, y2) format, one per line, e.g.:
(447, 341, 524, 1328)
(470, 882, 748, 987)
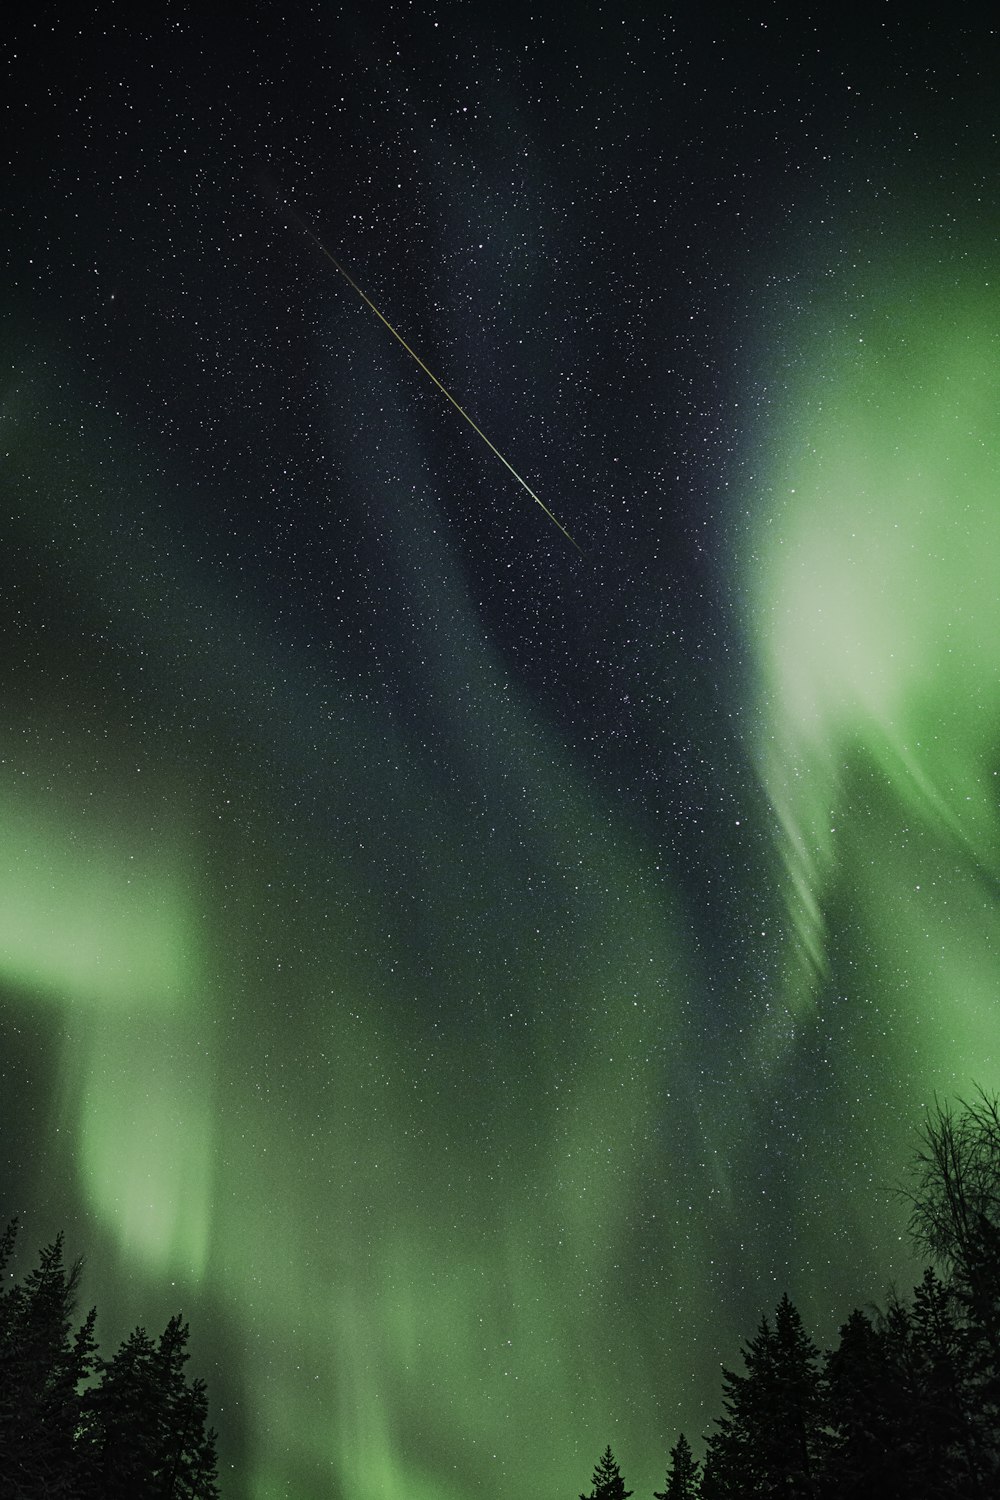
(284, 202, 583, 555)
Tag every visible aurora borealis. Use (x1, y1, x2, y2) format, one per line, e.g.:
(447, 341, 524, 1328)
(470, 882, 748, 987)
(3, 9, 999, 1498)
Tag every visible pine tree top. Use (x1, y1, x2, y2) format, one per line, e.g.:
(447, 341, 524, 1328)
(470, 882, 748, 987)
(581, 1443, 633, 1500)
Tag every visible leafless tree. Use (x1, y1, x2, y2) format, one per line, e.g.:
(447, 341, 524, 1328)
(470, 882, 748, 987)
(901, 1088, 1000, 1360)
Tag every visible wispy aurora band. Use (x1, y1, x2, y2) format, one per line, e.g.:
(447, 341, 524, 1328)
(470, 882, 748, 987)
(0, 725, 212, 1280)
(2, 375, 707, 1498)
(746, 251, 1000, 1085)
(3, 233, 999, 1500)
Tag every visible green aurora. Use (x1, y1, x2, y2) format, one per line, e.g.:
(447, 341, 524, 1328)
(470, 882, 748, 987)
(4, 229, 998, 1496)
(748, 251, 1000, 1064)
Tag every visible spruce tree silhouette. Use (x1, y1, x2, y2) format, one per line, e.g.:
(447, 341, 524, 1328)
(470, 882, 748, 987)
(82, 1316, 219, 1499)
(653, 1432, 699, 1500)
(0, 1220, 97, 1496)
(579, 1444, 633, 1500)
(703, 1294, 823, 1499)
(0, 1217, 218, 1498)
(822, 1306, 903, 1499)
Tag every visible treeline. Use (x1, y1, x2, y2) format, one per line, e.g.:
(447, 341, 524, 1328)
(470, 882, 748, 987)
(581, 1090, 1000, 1500)
(0, 1219, 217, 1498)
(4, 1089, 999, 1499)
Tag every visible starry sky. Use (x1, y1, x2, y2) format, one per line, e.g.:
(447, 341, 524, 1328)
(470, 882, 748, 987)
(3, 7, 1000, 1498)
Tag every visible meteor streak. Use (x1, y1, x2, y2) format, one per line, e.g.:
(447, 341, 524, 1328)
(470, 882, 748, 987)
(285, 203, 583, 555)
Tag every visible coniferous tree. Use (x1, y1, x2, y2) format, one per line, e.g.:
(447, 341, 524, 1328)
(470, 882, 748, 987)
(0, 1217, 218, 1499)
(82, 1315, 218, 1499)
(821, 1273, 989, 1498)
(653, 1431, 699, 1500)
(822, 1306, 909, 1500)
(703, 1294, 824, 1499)
(697, 1446, 723, 1500)
(162, 1373, 219, 1500)
(0, 1217, 21, 1470)
(0, 1222, 98, 1496)
(696, 1092, 1000, 1500)
(580, 1443, 633, 1500)
(83, 1325, 162, 1497)
(909, 1265, 979, 1495)
(154, 1316, 219, 1500)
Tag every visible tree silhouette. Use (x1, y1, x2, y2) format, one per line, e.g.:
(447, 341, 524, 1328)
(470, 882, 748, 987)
(903, 1090, 1000, 1360)
(0, 1221, 98, 1495)
(653, 1431, 699, 1500)
(822, 1306, 905, 1499)
(704, 1293, 823, 1499)
(901, 1089, 1000, 1487)
(4, 1087, 1000, 1498)
(580, 1443, 633, 1500)
(0, 1217, 217, 1498)
(80, 1314, 218, 1499)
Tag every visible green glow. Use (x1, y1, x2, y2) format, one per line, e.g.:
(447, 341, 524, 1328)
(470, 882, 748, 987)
(201, 738, 708, 1500)
(0, 776, 195, 1012)
(746, 257, 1000, 1086)
(1, 365, 717, 1495)
(72, 1011, 217, 1281)
(0, 762, 213, 1281)
(9, 223, 1000, 1499)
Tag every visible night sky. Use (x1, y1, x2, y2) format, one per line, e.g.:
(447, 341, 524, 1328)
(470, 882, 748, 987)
(3, 8, 1000, 1498)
